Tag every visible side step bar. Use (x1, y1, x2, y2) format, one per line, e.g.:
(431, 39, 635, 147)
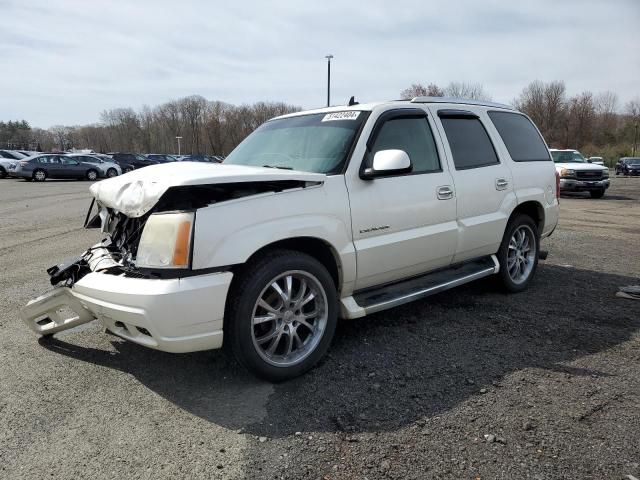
(342, 255, 499, 318)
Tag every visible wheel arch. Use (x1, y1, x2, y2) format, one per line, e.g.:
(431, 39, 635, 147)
(238, 236, 342, 290)
(509, 200, 545, 234)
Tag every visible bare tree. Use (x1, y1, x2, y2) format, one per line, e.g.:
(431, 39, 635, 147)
(444, 82, 491, 101)
(399, 83, 444, 100)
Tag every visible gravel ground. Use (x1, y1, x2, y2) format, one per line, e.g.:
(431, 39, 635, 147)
(1, 176, 639, 480)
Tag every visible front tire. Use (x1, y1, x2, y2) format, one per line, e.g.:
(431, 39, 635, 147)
(86, 169, 98, 181)
(0, 167, 6, 179)
(496, 214, 540, 293)
(225, 250, 338, 381)
(590, 189, 605, 199)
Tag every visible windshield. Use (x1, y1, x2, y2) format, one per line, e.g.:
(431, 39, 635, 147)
(551, 150, 587, 163)
(625, 158, 640, 165)
(224, 111, 368, 174)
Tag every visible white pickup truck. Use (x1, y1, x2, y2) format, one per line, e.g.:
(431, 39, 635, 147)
(550, 149, 610, 198)
(22, 97, 559, 381)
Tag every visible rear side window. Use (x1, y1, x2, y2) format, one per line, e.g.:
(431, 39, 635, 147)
(369, 117, 441, 173)
(440, 117, 499, 170)
(488, 111, 550, 162)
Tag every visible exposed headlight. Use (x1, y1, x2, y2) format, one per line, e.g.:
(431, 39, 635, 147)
(136, 212, 194, 269)
(560, 168, 576, 178)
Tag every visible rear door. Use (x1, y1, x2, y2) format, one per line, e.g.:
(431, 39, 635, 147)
(429, 107, 516, 263)
(43, 155, 63, 178)
(345, 107, 458, 289)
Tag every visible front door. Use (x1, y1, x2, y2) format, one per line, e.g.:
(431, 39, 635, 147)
(346, 108, 458, 290)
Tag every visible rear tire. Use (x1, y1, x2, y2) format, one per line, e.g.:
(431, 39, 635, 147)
(106, 168, 117, 177)
(590, 189, 605, 199)
(33, 169, 46, 182)
(225, 249, 338, 382)
(86, 169, 98, 181)
(0, 167, 6, 179)
(496, 214, 540, 293)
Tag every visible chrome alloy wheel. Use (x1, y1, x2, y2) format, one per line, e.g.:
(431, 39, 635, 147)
(34, 170, 46, 181)
(251, 270, 328, 367)
(507, 225, 536, 284)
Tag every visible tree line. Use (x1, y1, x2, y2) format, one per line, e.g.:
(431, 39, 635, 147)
(5, 97, 300, 156)
(3, 82, 639, 164)
(401, 80, 639, 165)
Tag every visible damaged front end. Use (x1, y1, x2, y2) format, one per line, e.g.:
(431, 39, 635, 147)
(21, 177, 319, 337)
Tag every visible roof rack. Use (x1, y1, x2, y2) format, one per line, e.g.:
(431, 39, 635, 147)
(410, 96, 514, 110)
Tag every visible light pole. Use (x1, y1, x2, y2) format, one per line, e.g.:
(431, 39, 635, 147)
(176, 136, 182, 156)
(325, 54, 333, 107)
(634, 122, 638, 156)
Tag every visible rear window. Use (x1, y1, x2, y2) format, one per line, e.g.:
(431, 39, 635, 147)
(488, 111, 550, 162)
(440, 117, 499, 170)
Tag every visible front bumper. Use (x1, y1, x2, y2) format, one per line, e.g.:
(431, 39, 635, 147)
(21, 270, 233, 353)
(559, 178, 609, 192)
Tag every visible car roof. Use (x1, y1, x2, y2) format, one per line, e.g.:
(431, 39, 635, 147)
(273, 97, 515, 121)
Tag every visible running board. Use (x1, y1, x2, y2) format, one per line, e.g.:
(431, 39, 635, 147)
(344, 255, 499, 317)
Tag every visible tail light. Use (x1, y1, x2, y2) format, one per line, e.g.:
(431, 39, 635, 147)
(555, 170, 560, 201)
(19, 161, 29, 166)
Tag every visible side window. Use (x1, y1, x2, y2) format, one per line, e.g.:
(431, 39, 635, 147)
(369, 117, 440, 174)
(440, 116, 499, 170)
(488, 111, 550, 162)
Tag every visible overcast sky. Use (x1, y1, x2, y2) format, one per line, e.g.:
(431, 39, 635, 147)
(2, 0, 638, 127)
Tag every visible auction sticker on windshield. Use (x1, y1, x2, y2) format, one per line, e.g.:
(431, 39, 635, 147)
(322, 111, 361, 122)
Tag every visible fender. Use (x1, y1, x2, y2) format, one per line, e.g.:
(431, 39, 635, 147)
(191, 177, 357, 292)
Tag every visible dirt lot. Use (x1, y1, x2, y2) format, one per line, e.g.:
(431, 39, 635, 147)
(1, 176, 639, 479)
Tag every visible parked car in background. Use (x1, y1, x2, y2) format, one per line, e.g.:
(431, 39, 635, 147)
(182, 154, 222, 163)
(146, 154, 178, 163)
(0, 158, 17, 178)
(615, 157, 640, 176)
(550, 149, 609, 198)
(67, 154, 122, 178)
(0, 149, 27, 160)
(22, 98, 559, 381)
(588, 156, 605, 166)
(109, 153, 157, 171)
(13, 154, 102, 181)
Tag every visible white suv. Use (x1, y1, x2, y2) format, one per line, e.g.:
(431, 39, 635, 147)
(22, 97, 559, 381)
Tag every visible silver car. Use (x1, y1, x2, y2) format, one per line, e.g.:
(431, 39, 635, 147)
(67, 154, 122, 178)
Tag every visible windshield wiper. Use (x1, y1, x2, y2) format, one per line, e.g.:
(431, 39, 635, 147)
(262, 164, 293, 170)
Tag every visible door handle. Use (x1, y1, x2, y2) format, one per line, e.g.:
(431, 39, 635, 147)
(495, 178, 509, 190)
(437, 185, 454, 200)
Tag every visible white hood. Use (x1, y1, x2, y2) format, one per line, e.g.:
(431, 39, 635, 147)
(554, 162, 606, 171)
(89, 162, 326, 217)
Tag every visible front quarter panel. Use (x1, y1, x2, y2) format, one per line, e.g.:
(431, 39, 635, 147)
(191, 176, 356, 292)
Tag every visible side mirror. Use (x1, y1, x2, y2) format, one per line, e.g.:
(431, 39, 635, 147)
(362, 149, 412, 179)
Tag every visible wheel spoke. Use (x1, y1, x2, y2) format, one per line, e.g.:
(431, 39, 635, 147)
(285, 275, 293, 303)
(292, 330, 303, 348)
(299, 292, 315, 308)
(271, 281, 288, 303)
(253, 314, 276, 325)
(267, 329, 284, 355)
(283, 329, 294, 357)
(256, 328, 280, 344)
(296, 318, 315, 332)
(258, 299, 280, 316)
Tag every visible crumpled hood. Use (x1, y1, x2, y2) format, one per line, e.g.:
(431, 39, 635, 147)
(89, 162, 326, 217)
